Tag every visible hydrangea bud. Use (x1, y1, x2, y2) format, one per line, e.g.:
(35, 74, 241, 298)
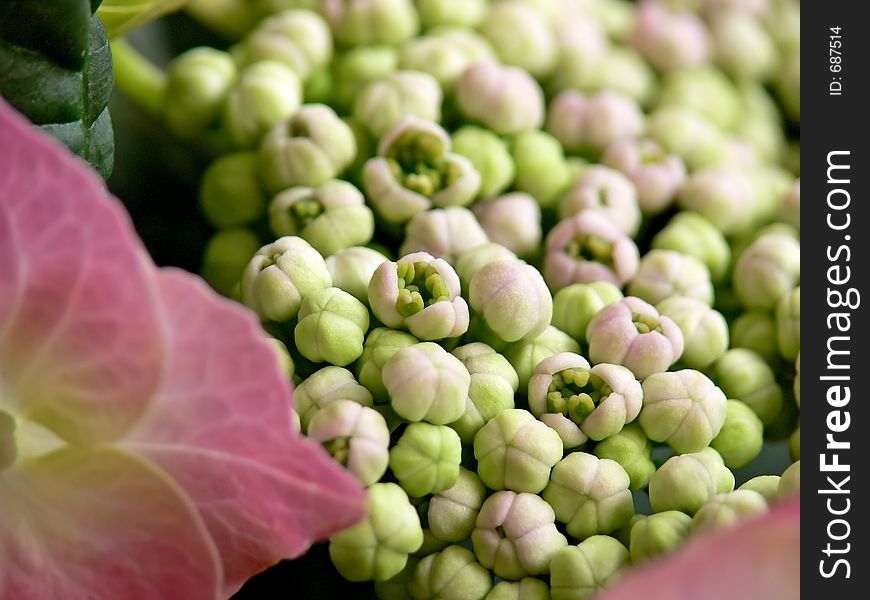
(779, 460, 800, 498)
(543, 452, 634, 540)
(474, 409, 563, 493)
(778, 178, 800, 231)
(353, 71, 442, 139)
(407, 546, 492, 599)
(646, 108, 727, 172)
(544, 212, 640, 291)
(456, 62, 545, 136)
(241, 236, 332, 322)
(711, 10, 777, 81)
(223, 60, 302, 148)
(586, 297, 684, 380)
(629, 510, 692, 564)
(558, 166, 641, 237)
(324, 0, 420, 47)
(237, 9, 333, 80)
(485, 578, 550, 600)
(678, 166, 771, 236)
(630, 1, 711, 71)
(629, 250, 713, 308)
(416, 0, 488, 29)
(470, 260, 553, 344)
(308, 400, 390, 486)
(369, 252, 469, 340)
(656, 296, 728, 369)
(509, 130, 572, 209)
(200, 227, 262, 297)
(480, 1, 558, 78)
(399, 30, 495, 90)
(295, 287, 370, 365)
(548, 19, 609, 94)
(711, 400, 764, 470)
(776, 286, 800, 361)
(692, 490, 769, 533)
(455, 243, 520, 294)
(651, 211, 731, 284)
(504, 326, 581, 392)
(530, 354, 642, 447)
(648, 448, 735, 514)
(400, 207, 488, 263)
(331, 45, 399, 111)
(329, 482, 424, 581)
(163, 47, 236, 139)
(733, 232, 801, 310)
(382, 342, 470, 424)
(603, 138, 686, 216)
(452, 126, 516, 199)
(356, 328, 419, 403)
(547, 90, 644, 156)
(472, 491, 568, 579)
(639, 369, 727, 453)
(738, 475, 782, 503)
(713, 349, 783, 426)
(294, 366, 374, 432)
(374, 554, 420, 600)
(549, 536, 629, 600)
(594, 423, 655, 492)
(428, 467, 487, 542)
(551, 282, 623, 343)
(326, 245, 389, 303)
(473, 193, 542, 259)
(199, 151, 266, 228)
(390, 422, 462, 497)
(658, 65, 742, 131)
(258, 104, 357, 192)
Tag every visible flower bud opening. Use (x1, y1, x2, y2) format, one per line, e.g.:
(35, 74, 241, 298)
(632, 312, 664, 334)
(545, 369, 613, 425)
(396, 259, 451, 317)
(288, 195, 324, 230)
(566, 234, 615, 268)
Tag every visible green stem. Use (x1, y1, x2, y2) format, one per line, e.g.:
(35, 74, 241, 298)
(110, 38, 167, 116)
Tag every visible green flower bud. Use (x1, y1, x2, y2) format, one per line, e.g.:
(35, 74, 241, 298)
(456, 62, 545, 136)
(648, 448, 735, 515)
(692, 490, 769, 533)
(294, 365, 374, 431)
(295, 287, 369, 365)
(481, 1, 557, 78)
(549, 536, 629, 600)
(713, 349, 784, 426)
(629, 510, 692, 563)
(505, 326, 581, 392)
(308, 400, 390, 486)
(241, 236, 332, 322)
(733, 233, 801, 310)
(369, 252, 469, 340)
(658, 66, 742, 131)
(390, 422, 462, 497)
(267, 336, 296, 382)
(543, 452, 634, 540)
(485, 578, 550, 600)
(640, 369, 727, 453)
(711, 11, 777, 82)
(163, 47, 237, 139)
(356, 327, 419, 402)
(472, 491, 568, 579)
(729, 311, 778, 363)
(646, 108, 727, 172)
(473, 193, 541, 259)
(200, 227, 262, 296)
(416, 527, 451, 557)
(399, 30, 495, 91)
(548, 19, 608, 95)
(326, 246, 389, 304)
(332, 45, 399, 111)
(790, 426, 800, 460)
(710, 399, 764, 469)
(594, 423, 655, 491)
(374, 554, 420, 600)
(383, 342, 471, 424)
(551, 282, 623, 343)
(656, 296, 729, 369)
(778, 460, 800, 498)
(258, 104, 357, 193)
(199, 151, 267, 228)
(449, 343, 519, 444)
(470, 260, 553, 344)
(330, 482, 424, 581)
(590, 46, 658, 107)
(474, 409, 563, 493)
(451, 126, 516, 199)
(237, 9, 333, 80)
(629, 250, 714, 306)
(223, 60, 302, 148)
(455, 243, 520, 296)
(558, 166, 641, 237)
(776, 286, 800, 361)
(511, 130, 572, 209)
(400, 207, 488, 263)
(354, 71, 442, 139)
(416, 0, 488, 29)
(651, 211, 731, 284)
(738, 475, 782, 503)
(408, 545, 493, 600)
(324, 0, 420, 47)
(677, 166, 765, 236)
(427, 467, 487, 542)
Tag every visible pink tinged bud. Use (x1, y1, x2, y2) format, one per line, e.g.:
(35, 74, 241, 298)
(631, 1, 712, 72)
(603, 138, 687, 215)
(558, 165, 641, 237)
(400, 206, 489, 264)
(456, 61, 545, 136)
(546, 90, 590, 154)
(473, 192, 542, 259)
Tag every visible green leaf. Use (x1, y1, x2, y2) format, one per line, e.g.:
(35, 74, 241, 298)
(0, 1, 115, 178)
(98, 0, 189, 38)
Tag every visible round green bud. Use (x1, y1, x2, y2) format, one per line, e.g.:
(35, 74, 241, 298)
(237, 9, 332, 80)
(593, 423, 655, 491)
(778, 460, 800, 498)
(331, 45, 399, 111)
(551, 282, 623, 344)
(241, 236, 332, 322)
(711, 11, 777, 82)
(324, 0, 420, 47)
(484, 578, 550, 600)
(223, 60, 302, 148)
(326, 246, 389, 304)
(480, 1, 557, 78)
(408, 545, 492, 600)
(374, 554, 420, 600)
(646, 108, 727, 172)
(711, 399, 764, 470)
(628, 250, 714, 307)
(294, 287, 369, 365)
(558, 165, 641, 237)
(648, 448, 735, 515)
(455, 243, 520, 296)
(730, 311, 778, 363)
(456, 61, 545, 136)
(199, 151, 266, 228)
(738, 475, 782, 503)
(470, 260, 553, 344)
(651, 211, 730, 284)
(390, 422, 462, 497)
(549, 536, 629, 600)
(776, 286, 800, 361)
(266, 336, 295, 382)
(356, 327, 419, 403)
(677, 167, 765, 237)
(294, 365, 373, 432)
(353, 71, 442, 139)
(713, 349, 783, 426)
(733, 233, 801, 310)
(398, 31, 495, 91)
(428, 467, 487, 543)
(590, 46, 658, 107)
(692, 490, 769, 533)
(504, 326, 581, 392)
(473, 193, 542, 259)
(656, 296, 728, 370)
(511, 130, 572, 209)
(639, 369, 727, 454)
(329, 482, 424, 581)
(400, 207, 488, 264)
(383, 342, 470, 424)
(200, 227, 261, 297)
(163, 47, 237, 139)
(548, 18, 608, 95)
(629, 510, 692, 563)
(658, 66, 742, 131)
(416, 0, 488, 29)
(451, 125, 516, 199)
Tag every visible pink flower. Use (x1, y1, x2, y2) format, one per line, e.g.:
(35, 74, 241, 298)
(0, 99, 366, 598)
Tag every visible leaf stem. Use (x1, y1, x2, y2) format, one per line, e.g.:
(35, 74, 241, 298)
(111, 38, 167, 116)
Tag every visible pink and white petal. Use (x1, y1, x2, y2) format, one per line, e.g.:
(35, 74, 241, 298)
(598, 497, 800, 600)
(125, 268, 367, 595)
(0, 99, 165, 443)
(0, 446, 221, 600)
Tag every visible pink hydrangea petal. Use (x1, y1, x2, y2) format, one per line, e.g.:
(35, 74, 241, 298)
(0, 99, 165, 443)
(125, 269, 367, 595)
(0, 446, 221, 600)
(599, 497, 800, 600)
